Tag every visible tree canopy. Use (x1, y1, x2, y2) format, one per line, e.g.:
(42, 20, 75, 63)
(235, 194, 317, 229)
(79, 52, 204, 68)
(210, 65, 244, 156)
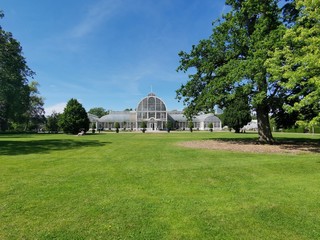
(0, 11, 36, 131)
(266, 0, 320, 129)
(59, 98, 89, 134)
(23, 81, 45, 131)
(46, 111, 61, 133)
(176, 0, 318, 143)
(0, 11, 45, 131)
(220, 91, 252, 133)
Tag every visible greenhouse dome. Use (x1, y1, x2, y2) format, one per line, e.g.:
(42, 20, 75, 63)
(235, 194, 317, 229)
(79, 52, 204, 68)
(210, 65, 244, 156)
(136, 93, 167, 130)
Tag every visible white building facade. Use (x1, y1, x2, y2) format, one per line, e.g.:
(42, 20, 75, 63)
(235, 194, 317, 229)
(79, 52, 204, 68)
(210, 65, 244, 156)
(90, 93, 222, 131)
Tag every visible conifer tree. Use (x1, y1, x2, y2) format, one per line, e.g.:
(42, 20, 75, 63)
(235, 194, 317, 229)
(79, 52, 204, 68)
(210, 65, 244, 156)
(59, 99, 89, 134)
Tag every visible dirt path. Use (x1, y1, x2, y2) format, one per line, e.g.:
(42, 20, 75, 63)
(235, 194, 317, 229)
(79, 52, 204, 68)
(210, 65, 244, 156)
(178, 140, 320, 154)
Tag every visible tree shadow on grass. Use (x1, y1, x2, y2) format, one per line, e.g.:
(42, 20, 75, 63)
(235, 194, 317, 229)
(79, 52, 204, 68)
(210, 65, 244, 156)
(0, 134, 35, 138)
(202, 134, 320, 154)
(274, 137, 320, 153)
(0, 139, 111, 156)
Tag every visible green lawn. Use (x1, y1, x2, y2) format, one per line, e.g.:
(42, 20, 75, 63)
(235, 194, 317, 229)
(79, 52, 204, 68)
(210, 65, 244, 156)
(0, 132, 320, 239)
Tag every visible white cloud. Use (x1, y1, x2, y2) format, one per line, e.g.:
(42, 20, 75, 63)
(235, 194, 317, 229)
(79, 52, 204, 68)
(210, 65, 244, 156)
(45, 102, 66, 116)
(70, 0, 124, 38)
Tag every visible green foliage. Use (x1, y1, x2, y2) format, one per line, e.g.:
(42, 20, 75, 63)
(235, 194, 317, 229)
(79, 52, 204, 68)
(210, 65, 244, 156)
(114, 122, 120, 133)
(140, 121, 147, 129)
(88, 107, 108, 118)
(188, 121, 194, 132)
(114, 122, 120, 129)
(282, 126, 306, 133)
(46, 111, 60, 133)
(59, 99, 89, 134)
(23, 81, 45, 131)
(220, 93, 252, 133)
(140, 121, 147, 133)
(4, 81, 45, 132)
(266, 0, 320, 129)
(166, 120, 174, 132)
(0, 12, 35, 131)
(176, 0, 288, 143)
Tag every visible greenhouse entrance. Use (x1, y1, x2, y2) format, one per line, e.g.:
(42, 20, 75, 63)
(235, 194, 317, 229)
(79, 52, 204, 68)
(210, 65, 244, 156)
(148, 118, 156, 131)
(147, 118, 166, 131)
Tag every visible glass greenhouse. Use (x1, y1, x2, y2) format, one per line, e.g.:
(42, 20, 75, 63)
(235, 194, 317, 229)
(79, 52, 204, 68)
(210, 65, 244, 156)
(91, 93, 222, 131)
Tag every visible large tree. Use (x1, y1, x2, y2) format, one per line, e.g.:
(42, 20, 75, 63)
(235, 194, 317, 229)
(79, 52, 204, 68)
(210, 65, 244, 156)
(0, 11, 35, 131)
(266, 0, 320, 129)
(59, 98, 90, 134)
(176, 0, 287, 143)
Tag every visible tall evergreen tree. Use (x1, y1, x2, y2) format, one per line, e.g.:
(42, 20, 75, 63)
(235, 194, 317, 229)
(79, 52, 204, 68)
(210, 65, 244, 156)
(177, 0, 286, 143)
(59, 98, 89, 134)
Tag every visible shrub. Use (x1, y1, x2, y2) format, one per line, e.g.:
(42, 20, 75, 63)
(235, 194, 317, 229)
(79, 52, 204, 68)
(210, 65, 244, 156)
(188, 121, 194, 132)
(141, 121, 147, 133)
(114, 122, 120, 133)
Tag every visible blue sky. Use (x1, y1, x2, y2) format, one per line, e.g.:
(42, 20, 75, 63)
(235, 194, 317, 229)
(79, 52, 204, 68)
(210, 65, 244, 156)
(1, 0, 226, 115)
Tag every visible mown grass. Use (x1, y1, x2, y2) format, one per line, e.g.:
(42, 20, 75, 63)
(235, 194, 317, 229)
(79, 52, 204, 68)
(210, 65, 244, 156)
(0, 132, 320, 239)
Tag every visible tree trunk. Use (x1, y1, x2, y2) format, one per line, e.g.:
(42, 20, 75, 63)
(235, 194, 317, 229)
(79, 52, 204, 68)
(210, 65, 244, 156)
(256, 105, 274, 144)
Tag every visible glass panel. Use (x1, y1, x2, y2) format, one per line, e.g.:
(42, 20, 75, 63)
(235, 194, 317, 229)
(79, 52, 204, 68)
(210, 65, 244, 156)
(160, 102, 166, 111)
(149, 112, 155, 118)
(143, 112, 147, 119)
(143, 99, 148, 111)
(148, 97, 155, 111)
(156, 99, 161, 111)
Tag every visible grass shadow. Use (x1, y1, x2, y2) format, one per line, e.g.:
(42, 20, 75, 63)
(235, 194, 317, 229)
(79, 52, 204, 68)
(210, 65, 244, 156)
(274, 137, 320, 153)
(0, 139, 111, 156)
(202, 134, 320, 153)
(0, 134, 35, 138)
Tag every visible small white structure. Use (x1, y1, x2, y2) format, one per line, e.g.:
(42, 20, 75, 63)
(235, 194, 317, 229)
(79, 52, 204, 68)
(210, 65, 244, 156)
(242, 120, 258, 131)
